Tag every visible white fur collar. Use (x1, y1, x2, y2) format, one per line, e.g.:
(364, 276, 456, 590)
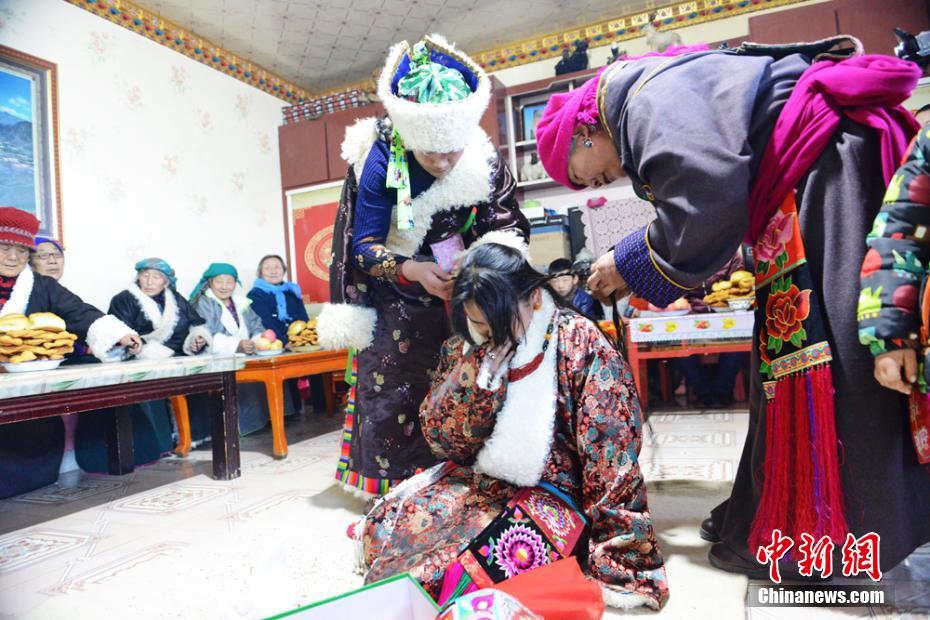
(474, 291, 559, 487)
(341, 120, 496, 259)
(128, 284, 180, 345)
(385, 127, 495, 257)
(206, 288, 251, 339)
(1, 266, 34, 316)
(342, 116, 380, 180)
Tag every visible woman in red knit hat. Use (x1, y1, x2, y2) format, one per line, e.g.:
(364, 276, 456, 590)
(0, 206, 141, 498)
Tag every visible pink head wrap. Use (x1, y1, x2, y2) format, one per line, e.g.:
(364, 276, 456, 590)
(535, 44, 711, 190)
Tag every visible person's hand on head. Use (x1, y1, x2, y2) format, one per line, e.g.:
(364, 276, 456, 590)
(587, 251, 629, 302)
(402, 260, 453, 300)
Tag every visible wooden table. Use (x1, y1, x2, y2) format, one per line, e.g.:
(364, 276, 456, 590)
(601, 313, 754, 410)
(0, 355, 245, 480)
(173, 349, 349, 460)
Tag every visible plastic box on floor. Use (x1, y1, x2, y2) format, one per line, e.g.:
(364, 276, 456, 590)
(266, 573, 439, 620)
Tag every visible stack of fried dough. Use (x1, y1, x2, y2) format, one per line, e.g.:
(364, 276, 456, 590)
(287, 319, 319, 348)
(0, 313, 77, 363)
(703, 270, 755, 308)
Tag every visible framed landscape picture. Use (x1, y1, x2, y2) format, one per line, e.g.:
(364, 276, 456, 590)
(521, 102, 547, 143)
(0, 45, 62, 241)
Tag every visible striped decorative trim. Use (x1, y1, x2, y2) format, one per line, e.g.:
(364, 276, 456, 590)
(65, 0, 311, 104)
(470, 0, 807, 71)
(763, 381, 776, 400)
(333, 353, 403, 496)
(770, 341, 833, 379)
(0, 226, 36, 238)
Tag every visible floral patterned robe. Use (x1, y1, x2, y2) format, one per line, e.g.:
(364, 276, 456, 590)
(360, 312, 669, 610)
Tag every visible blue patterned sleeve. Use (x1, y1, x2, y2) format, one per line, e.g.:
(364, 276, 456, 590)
(352, 141, 408, 282)
(614, 225, 690, 307)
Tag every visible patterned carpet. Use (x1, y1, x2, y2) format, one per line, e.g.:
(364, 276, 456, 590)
(1, 407, 927, 618)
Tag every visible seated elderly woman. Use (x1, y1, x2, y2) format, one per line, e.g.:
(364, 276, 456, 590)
(355, 242, 669, 612)
(248, 253, 320, 416)
(0, 207, 140, 499)
(110, 258, 212, 359)
(29, 236, 89, 474)
(30, 236, 65, 281)
(189, 262, 275, 435)
(75, 258, 212, 473)
(247, 254, 309, 341)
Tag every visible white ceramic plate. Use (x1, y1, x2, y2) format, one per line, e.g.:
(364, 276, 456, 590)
(711, 306, 733, 313)
(255, 349, 284, 357)
(639, 310, 691, 318)
(290, 344, 323, 353)
(2, 359, 64, 373)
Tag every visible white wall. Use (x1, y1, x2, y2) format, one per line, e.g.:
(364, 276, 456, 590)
(0, 0, 285, 309)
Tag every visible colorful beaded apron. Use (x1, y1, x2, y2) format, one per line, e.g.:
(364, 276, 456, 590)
(749, 192, 848, 552)
(436, 482, 587, 609)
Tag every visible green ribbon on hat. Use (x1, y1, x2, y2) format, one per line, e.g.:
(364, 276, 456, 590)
(396, 42, 471, 105)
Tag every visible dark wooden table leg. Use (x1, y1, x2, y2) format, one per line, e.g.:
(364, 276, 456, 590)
(210, 371, 240, 480)
(107, 406, 134, 475)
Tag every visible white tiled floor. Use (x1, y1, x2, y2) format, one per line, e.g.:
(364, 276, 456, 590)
(0, 408, 928, 619)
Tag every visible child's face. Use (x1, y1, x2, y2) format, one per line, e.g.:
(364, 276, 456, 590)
(551, 273, 576, 298)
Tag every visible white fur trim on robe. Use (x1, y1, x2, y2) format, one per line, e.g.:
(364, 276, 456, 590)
(129, 284, 179, 346)
(601, 585, 655, 611)
(342, 116, 380, 180)
(86, 314, 135, 362)
(474, 291, 558, 487)
(0, 265, 33, 316)
(384, 127, 496, 258)
(317, 303, 378, 352)
(183, 324, 214, 356)
(206, 290, 257, 356)
(377, 34, 490, 153)
(340, 122, 497, 260)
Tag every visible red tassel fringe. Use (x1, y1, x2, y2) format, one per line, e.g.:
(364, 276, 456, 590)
(748, 365, 849, 553)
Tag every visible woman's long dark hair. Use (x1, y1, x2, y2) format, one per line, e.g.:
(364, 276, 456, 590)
(452, 243, 618, 353)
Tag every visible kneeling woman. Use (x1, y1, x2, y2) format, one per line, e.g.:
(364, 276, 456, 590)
(357, 243, 669, 611)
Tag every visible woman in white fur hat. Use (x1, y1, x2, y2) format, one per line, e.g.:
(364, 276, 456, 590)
(318, 35, 530, 496)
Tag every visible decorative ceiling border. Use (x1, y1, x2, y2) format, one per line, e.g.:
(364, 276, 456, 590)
(472, 0, 807, 70)
(67, 0, 808, 102)
(315, 0, 808, 97)
(64, 0, 312, 103)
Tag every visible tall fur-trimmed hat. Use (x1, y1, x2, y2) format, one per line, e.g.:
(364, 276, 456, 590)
(377, 34, 490, 153)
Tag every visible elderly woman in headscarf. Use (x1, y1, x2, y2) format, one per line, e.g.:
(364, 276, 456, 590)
(0, 207, 140, 498)
(75, 258, 212, 472)
(108, 258, 212, 359)
(248, 254, 309, 343)
(30, 236, 65, 281)
(316, 35, 530, 496)
(190, 262, 281, 436)
(534, 39, 930, 577)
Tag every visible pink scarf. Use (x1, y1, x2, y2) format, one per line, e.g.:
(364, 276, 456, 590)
(746, 55, 921, 243)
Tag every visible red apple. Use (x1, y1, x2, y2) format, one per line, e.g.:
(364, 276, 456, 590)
(262, 329, 277, 342)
